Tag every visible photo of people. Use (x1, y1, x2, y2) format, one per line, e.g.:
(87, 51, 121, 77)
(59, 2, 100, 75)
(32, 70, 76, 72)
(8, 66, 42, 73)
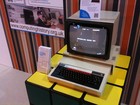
(6, 4, 64, 29)
(36, 10, 51, 27)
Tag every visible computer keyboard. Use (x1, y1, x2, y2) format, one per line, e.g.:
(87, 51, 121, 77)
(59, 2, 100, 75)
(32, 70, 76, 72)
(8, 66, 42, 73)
(48, 62, 109, 96)
(51, 63, 104, 90)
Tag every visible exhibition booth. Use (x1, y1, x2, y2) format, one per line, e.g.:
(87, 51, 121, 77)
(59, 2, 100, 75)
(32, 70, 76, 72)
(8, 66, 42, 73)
(0, 0, 139, 105)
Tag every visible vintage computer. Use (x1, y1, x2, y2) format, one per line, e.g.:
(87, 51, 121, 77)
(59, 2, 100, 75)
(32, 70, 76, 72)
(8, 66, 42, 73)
(48, 11, 120, 96)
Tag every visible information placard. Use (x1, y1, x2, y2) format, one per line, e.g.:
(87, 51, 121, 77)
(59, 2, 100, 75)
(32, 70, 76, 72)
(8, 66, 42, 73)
(80, 0, 101, 19)
(5, 0, 64, 38)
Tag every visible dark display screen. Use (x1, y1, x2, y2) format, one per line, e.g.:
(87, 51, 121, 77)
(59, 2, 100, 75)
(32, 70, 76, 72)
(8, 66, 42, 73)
(69, 24, 107, 55)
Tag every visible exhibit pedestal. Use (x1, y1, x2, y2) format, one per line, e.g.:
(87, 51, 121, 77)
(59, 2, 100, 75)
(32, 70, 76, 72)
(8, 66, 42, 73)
(25, 45, 131, 105)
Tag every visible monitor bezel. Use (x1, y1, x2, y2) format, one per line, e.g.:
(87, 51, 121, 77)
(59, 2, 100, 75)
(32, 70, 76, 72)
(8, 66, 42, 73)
(65, 19, 113, 60)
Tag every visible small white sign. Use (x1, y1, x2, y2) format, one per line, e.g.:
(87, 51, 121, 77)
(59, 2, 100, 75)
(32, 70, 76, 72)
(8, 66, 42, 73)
(7, 0, 25, 4)
(80, 0, 101, 19)
(26, 0, 63, 9)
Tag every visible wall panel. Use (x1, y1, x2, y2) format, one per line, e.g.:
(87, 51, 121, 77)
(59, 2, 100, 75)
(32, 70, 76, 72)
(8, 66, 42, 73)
(0, 12, 13, 67)
(0, 0, 19, 69)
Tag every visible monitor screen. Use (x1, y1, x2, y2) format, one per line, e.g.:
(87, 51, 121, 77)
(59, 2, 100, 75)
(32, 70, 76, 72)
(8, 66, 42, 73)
(69, 24, 107, 56)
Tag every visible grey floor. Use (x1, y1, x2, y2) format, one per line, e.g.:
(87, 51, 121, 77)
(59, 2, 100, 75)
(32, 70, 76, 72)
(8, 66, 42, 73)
(0, 64, 31, 105)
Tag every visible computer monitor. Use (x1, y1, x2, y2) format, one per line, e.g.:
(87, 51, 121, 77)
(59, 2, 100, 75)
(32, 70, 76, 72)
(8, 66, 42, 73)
(65, 11, 120, 60)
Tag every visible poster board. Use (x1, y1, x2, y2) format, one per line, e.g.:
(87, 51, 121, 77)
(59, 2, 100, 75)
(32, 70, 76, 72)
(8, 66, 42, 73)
(4, 0, 64, 38)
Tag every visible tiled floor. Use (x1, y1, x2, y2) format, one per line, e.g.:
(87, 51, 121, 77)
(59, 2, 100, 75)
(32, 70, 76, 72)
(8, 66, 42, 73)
(0, 64, 31, 105)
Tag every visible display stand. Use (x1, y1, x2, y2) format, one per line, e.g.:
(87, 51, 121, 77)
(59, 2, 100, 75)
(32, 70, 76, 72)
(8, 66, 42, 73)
(25, 45, 131, 105)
